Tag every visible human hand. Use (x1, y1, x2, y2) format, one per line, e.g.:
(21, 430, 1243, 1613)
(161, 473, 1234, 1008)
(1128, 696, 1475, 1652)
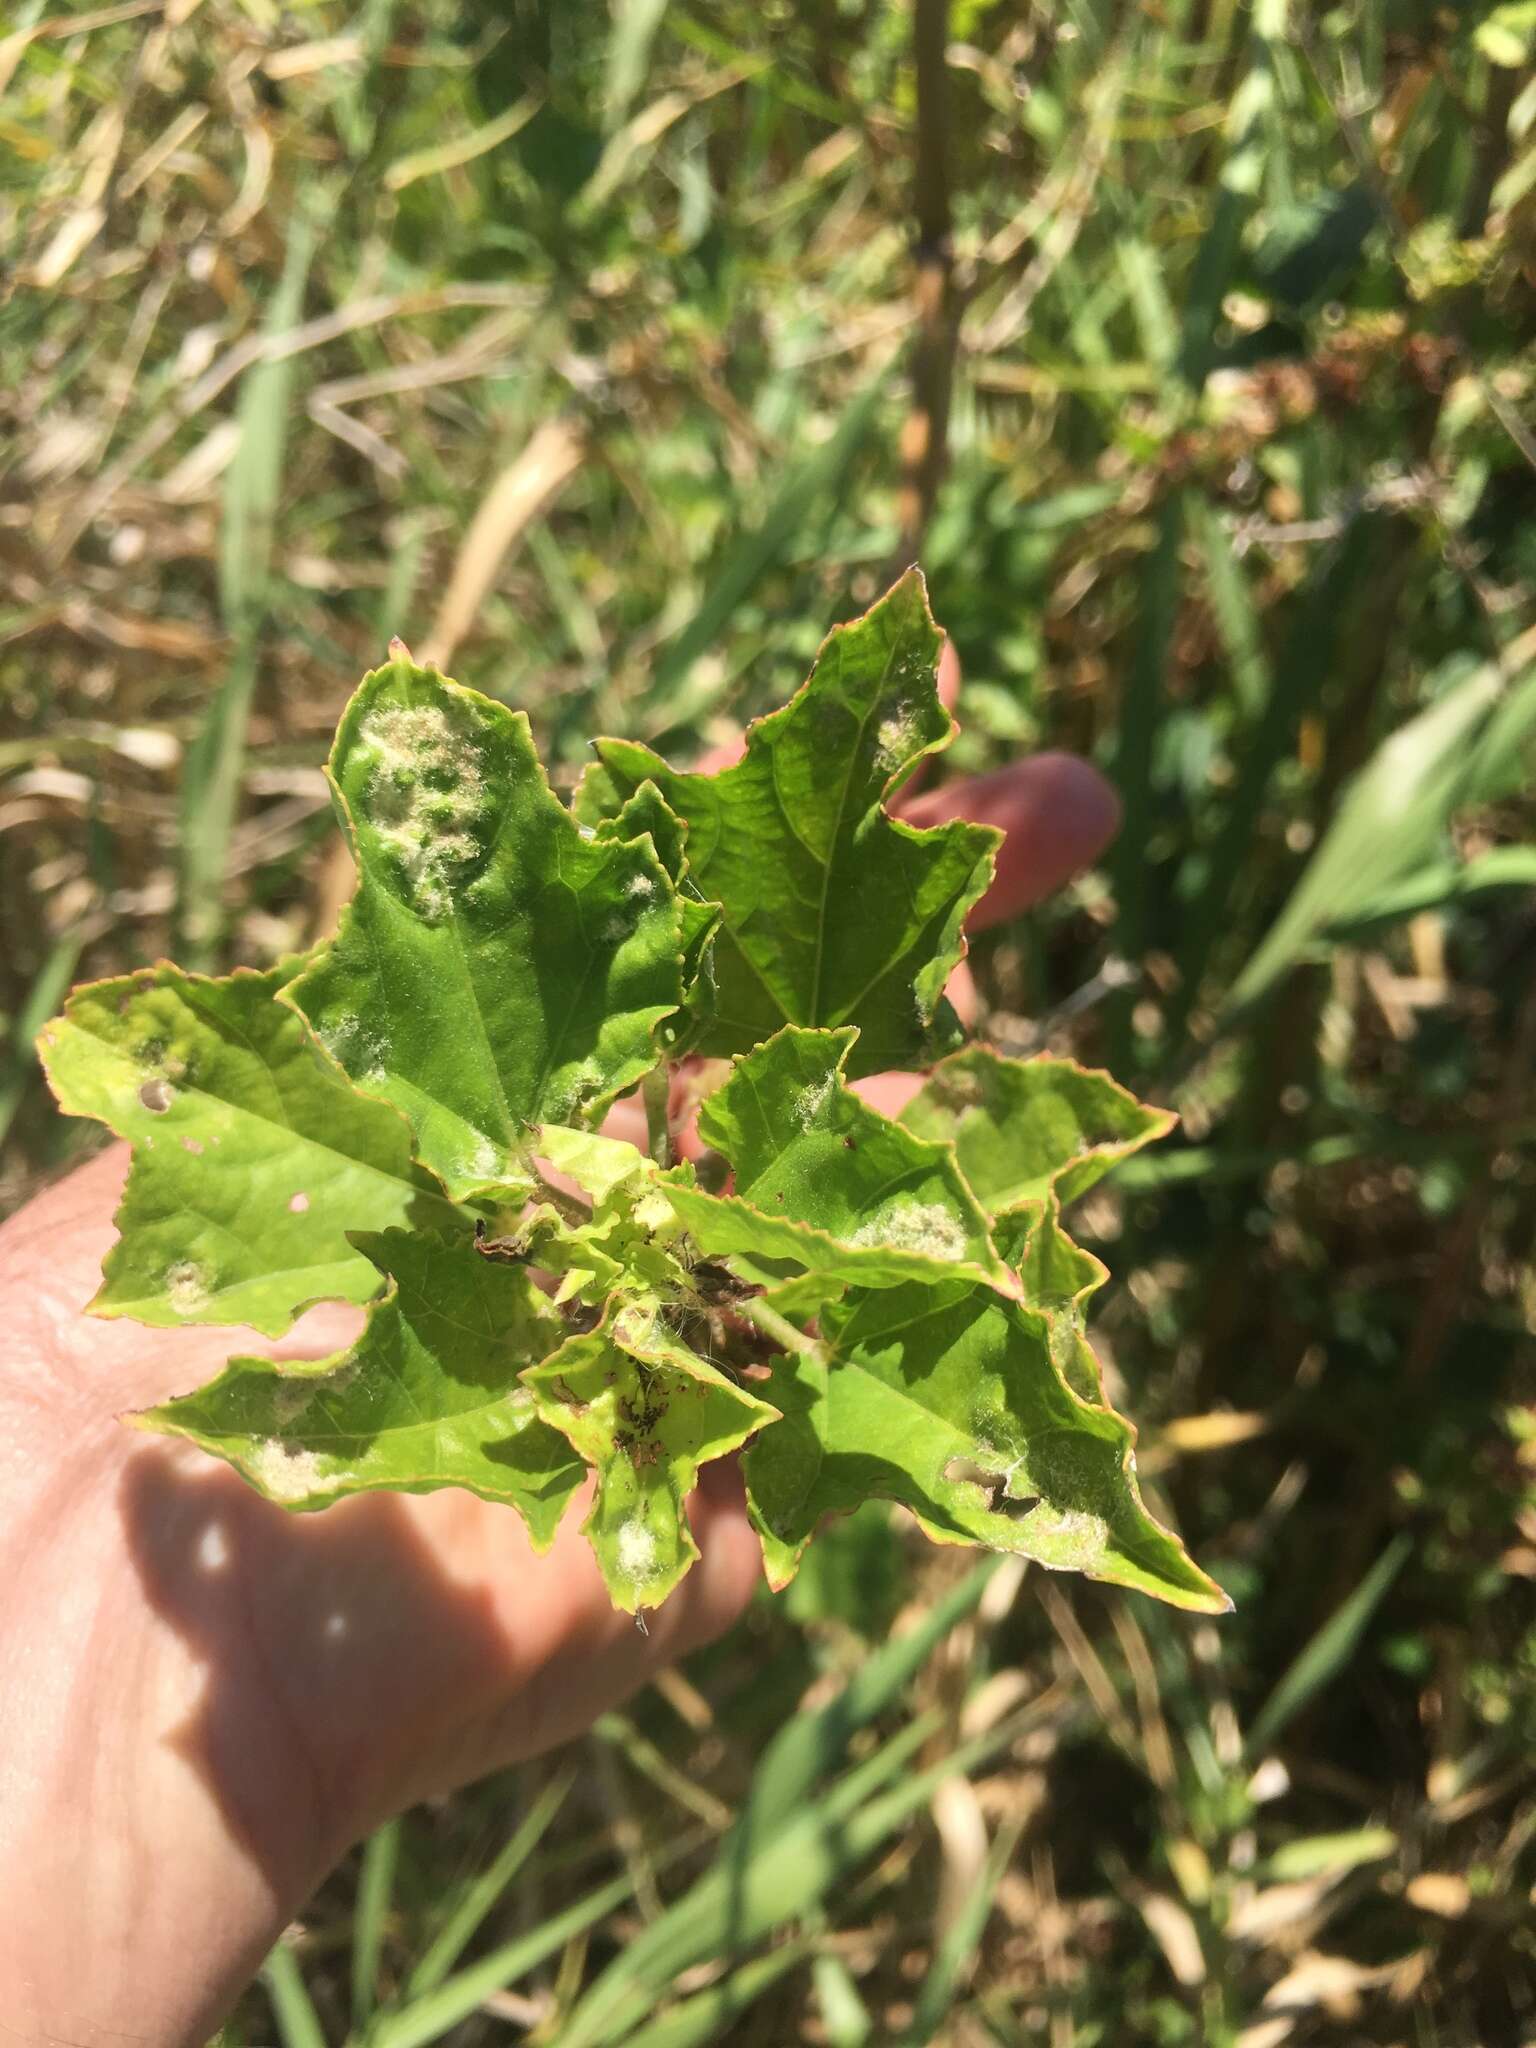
(0, 643, 1117, 2048)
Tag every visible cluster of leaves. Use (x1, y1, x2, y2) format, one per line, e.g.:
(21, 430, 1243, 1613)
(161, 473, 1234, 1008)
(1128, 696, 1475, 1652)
(40, 574, 1221, 1615)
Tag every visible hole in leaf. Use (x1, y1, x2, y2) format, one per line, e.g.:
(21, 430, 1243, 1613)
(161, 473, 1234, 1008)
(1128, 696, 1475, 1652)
(289, 1192, 310, 1214)
(943, 1454, 1039, 1521)
(139, 1078, 173, 1113)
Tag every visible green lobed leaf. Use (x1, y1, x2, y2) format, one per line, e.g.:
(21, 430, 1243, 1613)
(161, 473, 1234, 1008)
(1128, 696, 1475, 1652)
(744, 1275, 1223, 1612)
(521, 1123, 694, 1305)
(138, 1229, 584, 1542)
(1013, 1199, 1110, 1404)
(524, 1297, 779, 1611)
(579, 569, 997, 1076)
(592, 779, 721, 1054)
(285, 657, 687, 1202)
(593, 780, 691, 880)
(37, 965, 454, 1336)
(537, 1121, 660, 1206)
(665, 1026, 1020, 1296)
(898, 1048, 1176, 1215)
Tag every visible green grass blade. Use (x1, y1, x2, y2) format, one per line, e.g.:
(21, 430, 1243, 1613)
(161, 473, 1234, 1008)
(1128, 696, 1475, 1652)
(1220, 651, 1526, 1024)
(1171, 513, 1387, 1031)
(1190, 495, 1270, 721)
(261, 1942, 327, 2048)
(402, 1768, 576, 1998)
(1176, 0, 1282, 387)
(375, 512, 431, 646)
(812, 1952, 873, 2047)
(368, 1867, 641, 2048)
(1118, 238, 1179, 365)
(352, 1816, 401, 2028)
(562, 1716, 944, 2048)
(1263, 1825, 1398, 1882)
(1320, 844, 1536, 937)
(613, 1940, 813, 2048)
(1, 924, 93, 1148)
(606, 0, 671, 126)
(645, 374, 887, 726)
(564, 1681, 1035, 2048)
(178, 214, 317, 966)
(1109, 489, 1185, 1022)
(897, 1817, 1021, 2046)
(1245, 1534, 1412, 1759)
(1460, 657, 1536, 801)
(740, 1558, 998, 1839)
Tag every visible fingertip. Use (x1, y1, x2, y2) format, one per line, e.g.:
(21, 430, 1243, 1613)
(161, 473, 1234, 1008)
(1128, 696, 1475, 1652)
(900, 753, 1121, 928)
(681, 1458, 763, 1639)
(943, 956, 979, 1026)
(937, 637, 961, 714)
(1034, 748, 1122, 851)
(851, 1071, 925, 1118)
(692, 735, 745, 774)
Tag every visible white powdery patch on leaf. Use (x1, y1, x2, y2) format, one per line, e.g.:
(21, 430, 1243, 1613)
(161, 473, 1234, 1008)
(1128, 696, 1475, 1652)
(545, 1056, 612, 1126)
(850, 1200, 968, 1262)
(873, 705, 919, 778)
(247, 1437, 331, 1503)
(270, 1359, 359, 1428)
(165, 1259, 210, 1315)
(317, 1012, 389, 1081)
(453, 1132, 501, 1186)
(270, 1378, 317, 1426)
(616, 1518, 659, 1580)
(359, 701, 488, 924)
(791, 1073, 835, 1130)
(1021, 1502, 1110, 1565)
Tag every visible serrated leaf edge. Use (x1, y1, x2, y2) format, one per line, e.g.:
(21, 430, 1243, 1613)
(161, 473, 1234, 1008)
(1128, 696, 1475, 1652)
(132, 1246, 579, 1546)
(747, 1260, 1227, 1615)
(35, 960, 459, 1336)
(907, 1045, 1179, 1209)
(690, 1021, 1023, 1300)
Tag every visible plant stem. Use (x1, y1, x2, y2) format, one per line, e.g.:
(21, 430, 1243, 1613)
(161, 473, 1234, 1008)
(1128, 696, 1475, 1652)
(894, 0, 956, 565)
(527, 1169, 591, 1226)
(642, 1063, 673, 1168)
(740, 1295, 829, 1366)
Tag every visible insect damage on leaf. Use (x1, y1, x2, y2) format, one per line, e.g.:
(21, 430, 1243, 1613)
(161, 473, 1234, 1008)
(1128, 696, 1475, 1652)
(43, 577, 1226, 1617)
(139, 1229, 585, 1539)
(356, 696, 490, 923)
(283, 654, 692, 1202)
(37, 963, 456, 1335)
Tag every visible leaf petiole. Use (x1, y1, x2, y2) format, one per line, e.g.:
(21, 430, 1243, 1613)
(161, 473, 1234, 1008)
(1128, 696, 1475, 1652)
(642, 1064, 673, 1169)
(740, 1295, 827, 1366)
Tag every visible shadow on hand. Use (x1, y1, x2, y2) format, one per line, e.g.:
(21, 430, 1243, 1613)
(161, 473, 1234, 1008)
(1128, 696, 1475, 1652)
(117, 1438, 519, 1897)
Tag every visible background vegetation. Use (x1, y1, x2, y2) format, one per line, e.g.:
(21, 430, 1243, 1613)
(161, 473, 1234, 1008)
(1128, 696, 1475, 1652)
(4, 0, 1536, 2039)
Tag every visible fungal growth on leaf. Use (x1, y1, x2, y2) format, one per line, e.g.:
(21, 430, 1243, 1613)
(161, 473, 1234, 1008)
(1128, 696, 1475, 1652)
(40, 570, 1226, 1617)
